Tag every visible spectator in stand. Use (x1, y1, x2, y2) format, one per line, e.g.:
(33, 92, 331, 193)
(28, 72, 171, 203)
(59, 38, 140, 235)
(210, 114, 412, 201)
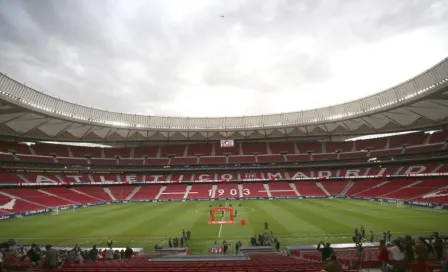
(27, 245, 41, 268)
(404, 236, 415, 262)
(442, 248, 448, 272)
(75, 251, 83, 264)
(73, 244, 81, 253)
(388, 240, 406, 272)
(120, 249, 125, 259)
(414, 237, 429, 262)
(0, 251, 3, 272)
(317, 242, 334, 264)
(106, 247, 114, 260)
(43, 245, 59, 269)
(107, 237, 113, 248)
(378, 240, 389, 272)
(113, 250, 121, 260)
(65, 250, 74, 265)
(124, 246, 133, 259)
(89, 245, 98, 263)
(325, 255, 343, 272)
(434, 232, 444, 260)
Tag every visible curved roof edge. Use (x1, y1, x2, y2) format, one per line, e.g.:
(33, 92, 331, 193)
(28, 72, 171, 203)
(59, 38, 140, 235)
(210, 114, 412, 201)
(0, 58, 447, 131)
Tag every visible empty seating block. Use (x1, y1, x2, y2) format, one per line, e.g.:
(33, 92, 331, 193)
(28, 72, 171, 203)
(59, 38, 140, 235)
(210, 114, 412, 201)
(320, 181, 348, 195)
(257, 155, 284, 163)
(268, 182, 298, 197)
(43, 188, 99, 203)
(104, 148, 131, 158)
(72, 187, 111, 201)
(294, 182, 326, 196)
(228, 156, 256, 164)
(32, 144, 69, 157)
(187, 143, 213, 156)
(109, 186, 136, 200)
(160, 145, 186, 157)
(170, 157, 197, 165)
(326, 142, 354, 153)
(5, 188, 76, 207)
(119, 158, 144, 165)
(355, 138, 387, 151)
(346, 180, 387, 196)
(242, 142, 267, 154)
(17, 155, 55, 163)
(0, 173, 22, 183)
(356, 180, 413, 198)
(215, 183, 240, 199)
(381, 179, 447, 200)
(158, 184, 187, 200)
(134, 146, 159, 158)
(297, 142, 322, 153)
(169, 173, 193, 182)
(389, 133, 427, 148)
(199, 156, 226, 164)
(130, 185, 162, 200)
(269, 142, 295, 154)
(187, 184, 213, 199)
(146, 158, 169, 165)
(241, 183, 268, 197)
(71, 146, 102, 158)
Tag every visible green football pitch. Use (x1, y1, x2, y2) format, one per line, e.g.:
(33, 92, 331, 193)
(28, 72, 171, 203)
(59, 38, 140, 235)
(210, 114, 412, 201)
(0, 199, 446, 254)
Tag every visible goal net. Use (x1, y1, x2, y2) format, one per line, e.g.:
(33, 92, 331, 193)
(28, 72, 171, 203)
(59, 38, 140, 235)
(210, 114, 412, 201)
(51, 205, 76, 215)
(380, 198, 405, 208)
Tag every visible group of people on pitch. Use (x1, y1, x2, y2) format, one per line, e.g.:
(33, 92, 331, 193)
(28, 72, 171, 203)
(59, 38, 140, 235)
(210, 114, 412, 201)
(167, 229, 192, 248)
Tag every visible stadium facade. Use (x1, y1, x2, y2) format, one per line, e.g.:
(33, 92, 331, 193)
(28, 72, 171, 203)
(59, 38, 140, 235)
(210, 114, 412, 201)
(0, 58, 447, 142)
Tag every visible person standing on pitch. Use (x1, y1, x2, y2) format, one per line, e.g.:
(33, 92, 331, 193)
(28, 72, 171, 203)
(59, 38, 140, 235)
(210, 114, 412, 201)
(107, 237, 113, 248)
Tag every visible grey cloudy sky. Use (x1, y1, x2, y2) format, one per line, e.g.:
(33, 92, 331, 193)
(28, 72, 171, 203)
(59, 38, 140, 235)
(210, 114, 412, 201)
(0, 0, 447, 118)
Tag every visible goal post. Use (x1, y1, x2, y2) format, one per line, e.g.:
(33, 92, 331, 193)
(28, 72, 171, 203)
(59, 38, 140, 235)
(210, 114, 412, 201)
(208, 207, 236, 225)
(380, 198, 405, 208)
(51, 205, 76, 215)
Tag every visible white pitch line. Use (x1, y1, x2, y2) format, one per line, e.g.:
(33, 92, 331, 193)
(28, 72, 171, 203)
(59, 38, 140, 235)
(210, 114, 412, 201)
(218, 201, 228, 238)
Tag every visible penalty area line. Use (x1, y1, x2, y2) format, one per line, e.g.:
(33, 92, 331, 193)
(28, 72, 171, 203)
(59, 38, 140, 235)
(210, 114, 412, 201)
(217, 201, 228, 238)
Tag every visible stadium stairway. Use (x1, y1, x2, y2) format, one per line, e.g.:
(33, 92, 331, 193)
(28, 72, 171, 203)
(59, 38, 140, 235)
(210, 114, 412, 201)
(316, 182, 330, 196)
(126, 186, 142, 200)
(340, 181, 354, 196)
(104, 187, 117, 201)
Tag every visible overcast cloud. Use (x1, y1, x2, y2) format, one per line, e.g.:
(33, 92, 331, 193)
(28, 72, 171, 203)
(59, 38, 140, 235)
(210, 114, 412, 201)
(0, 0, 447, 117)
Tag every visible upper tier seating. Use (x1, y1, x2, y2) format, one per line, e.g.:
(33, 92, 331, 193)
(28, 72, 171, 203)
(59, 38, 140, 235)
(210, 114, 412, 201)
(242, 142, 267, 154)
(187, 143, 213, 156)
(71, 146, 102, 158)
(1, 136, 446, 167)
(269, 142, 295, 154)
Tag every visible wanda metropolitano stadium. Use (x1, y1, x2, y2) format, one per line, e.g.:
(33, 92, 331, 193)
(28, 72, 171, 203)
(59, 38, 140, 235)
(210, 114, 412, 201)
(0, 58, 448, 271)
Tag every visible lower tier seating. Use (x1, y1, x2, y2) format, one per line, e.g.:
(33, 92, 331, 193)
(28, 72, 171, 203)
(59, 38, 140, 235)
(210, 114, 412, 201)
(1, 177, 447, 214)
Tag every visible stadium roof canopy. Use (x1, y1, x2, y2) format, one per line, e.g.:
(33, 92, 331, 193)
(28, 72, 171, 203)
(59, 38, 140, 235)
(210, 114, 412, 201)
(0, 58, 448, 142)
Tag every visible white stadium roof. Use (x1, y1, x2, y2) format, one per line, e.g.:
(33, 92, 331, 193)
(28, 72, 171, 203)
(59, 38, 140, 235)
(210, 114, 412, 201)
(0, 57, 448, 142)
